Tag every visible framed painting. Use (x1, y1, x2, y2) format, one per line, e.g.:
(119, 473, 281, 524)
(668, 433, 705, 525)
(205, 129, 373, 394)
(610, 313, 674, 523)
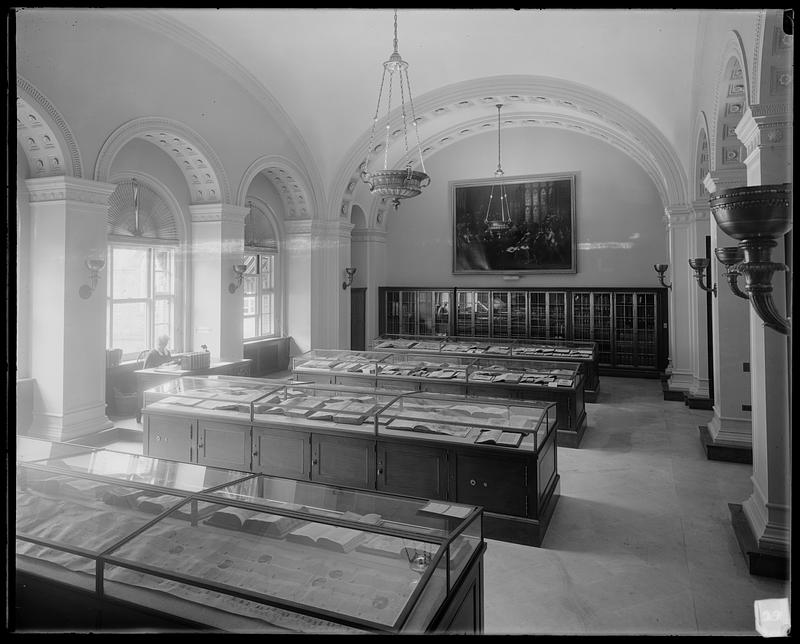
(452, 172, 577, 274)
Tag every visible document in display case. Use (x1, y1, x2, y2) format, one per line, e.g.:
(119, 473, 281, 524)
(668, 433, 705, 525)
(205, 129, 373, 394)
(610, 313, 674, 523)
(15, 438, 484, 633)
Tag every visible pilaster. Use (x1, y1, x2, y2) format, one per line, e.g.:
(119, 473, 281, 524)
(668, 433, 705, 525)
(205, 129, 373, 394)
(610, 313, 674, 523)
(352, 228, 388, 343)
(662, 204, 695, 397)
(25, 176, 117, 441)
(686, 200, 711, 402)
(189, 203, 248, 362)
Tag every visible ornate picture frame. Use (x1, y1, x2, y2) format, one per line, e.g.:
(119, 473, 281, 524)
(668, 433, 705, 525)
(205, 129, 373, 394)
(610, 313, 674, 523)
(452, 172, 577, 274)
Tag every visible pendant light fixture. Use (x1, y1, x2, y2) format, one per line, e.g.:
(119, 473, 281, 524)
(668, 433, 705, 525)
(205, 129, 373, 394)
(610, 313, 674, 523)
(484, 104, 511, 231)
(360, 9, 430, 210)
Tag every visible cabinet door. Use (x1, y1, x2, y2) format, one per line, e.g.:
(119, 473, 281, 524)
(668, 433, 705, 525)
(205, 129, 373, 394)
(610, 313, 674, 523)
(311, 434, 375, 490)
(454, 452, 527, 516)
(144, 414, 195, 462)
(376, 441, 449, 500)
(196, 420, 251, 471)
(252, 426, 310, 480)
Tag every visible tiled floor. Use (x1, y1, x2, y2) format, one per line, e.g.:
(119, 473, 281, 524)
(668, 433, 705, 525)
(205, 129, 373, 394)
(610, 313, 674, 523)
(101, 376, 788, 636)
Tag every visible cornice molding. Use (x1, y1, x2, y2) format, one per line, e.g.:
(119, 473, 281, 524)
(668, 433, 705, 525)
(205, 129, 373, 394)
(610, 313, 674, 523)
(25, 176, 116, 205)
(189, 203, 249, 223)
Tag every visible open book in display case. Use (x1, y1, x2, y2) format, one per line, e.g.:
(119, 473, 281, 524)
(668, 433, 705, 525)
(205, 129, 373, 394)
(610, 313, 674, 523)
(290, 348, 587, 448)
(15, 436, 485, 634)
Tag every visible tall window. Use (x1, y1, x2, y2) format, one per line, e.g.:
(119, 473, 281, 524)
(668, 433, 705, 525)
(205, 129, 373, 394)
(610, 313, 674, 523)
(107, 244, 175, 360)
(243, 252, 277, 339)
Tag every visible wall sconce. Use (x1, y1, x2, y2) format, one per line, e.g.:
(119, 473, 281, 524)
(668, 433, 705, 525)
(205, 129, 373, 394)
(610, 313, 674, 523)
(228, 263, 248, 294)
(709, 183, 791, 335)
(653, 264, 672, 289)
(342, 267, 357, 290)
(79, 256, 106, 299)
(714, 247, 749, 300)
(688, 258, 717, 296)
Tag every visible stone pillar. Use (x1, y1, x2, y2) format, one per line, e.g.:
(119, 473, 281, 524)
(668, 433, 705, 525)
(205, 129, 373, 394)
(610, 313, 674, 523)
(284, 220, 313, 355)
(25, 176, 117, 441)
(686, 200, 711, 404)
(728, 105, 791, 578)
(189, 203, 248, 362)
(662, 205, 694, 398)
(701, 171, 752, 462)
(352, 227, 388, 343)
(311, 220, 354, 350)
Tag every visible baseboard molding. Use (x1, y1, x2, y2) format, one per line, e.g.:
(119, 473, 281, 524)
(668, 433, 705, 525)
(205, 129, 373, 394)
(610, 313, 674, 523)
(661, 380, 686, 401)
(685, 394, 714, 409)
(698, 425, 752, 464)
(728, 503, 789, 580)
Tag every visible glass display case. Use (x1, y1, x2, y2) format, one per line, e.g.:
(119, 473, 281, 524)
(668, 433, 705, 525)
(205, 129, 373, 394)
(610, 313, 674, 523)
(370, 334, 599, 400)
(376, 392, 556, 453)
(142, 374, 288, 422)
(15, 439, 484, 633)
(468, 356, 580, 390)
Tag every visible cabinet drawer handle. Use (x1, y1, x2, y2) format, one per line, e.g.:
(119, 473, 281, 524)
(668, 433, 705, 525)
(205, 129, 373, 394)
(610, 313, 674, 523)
(253, 450, 258, 457)
(377, 468, 383, 475)
(469, 479, 476, 486)
(312, 458, 318, 465)
(482, 481, 488, 488)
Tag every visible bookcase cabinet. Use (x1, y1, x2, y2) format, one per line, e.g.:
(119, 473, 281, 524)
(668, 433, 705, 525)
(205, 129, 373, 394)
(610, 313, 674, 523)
(379, 287, 668, 376)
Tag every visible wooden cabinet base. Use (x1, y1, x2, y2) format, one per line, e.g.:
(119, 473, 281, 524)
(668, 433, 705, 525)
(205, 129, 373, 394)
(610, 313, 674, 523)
(483, 475, 560, 547)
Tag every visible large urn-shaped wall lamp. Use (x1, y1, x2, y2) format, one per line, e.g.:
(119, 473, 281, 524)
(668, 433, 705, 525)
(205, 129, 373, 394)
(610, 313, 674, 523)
(342, 267, 357, 290)
(228, 263, 248, 294)
(653, 264, 672, 289)
(688, 257, 717, 296)
(709, 183, 792, 335)
(714, 246, 749, 300)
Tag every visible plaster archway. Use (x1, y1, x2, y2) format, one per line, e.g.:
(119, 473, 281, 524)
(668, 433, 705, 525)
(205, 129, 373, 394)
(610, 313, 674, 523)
(16, 75, 83, 179)
(237, 155, 317, 221)
(335, 75, 690, 225)
(94, 117, 231, 205)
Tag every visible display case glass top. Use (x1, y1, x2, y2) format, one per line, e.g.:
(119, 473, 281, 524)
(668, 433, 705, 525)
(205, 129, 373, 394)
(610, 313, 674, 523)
(16, 440, 483, 633)
(291, 349, 393, 376)
(142, 375, 288, 421)
(468, 355, 581, 389)
(376, 392, 556, 452)
(251, 381, 404, 429)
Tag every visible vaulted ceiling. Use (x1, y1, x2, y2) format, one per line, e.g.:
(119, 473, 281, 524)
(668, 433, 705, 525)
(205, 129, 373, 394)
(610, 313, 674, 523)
(143, 8, 706, 203)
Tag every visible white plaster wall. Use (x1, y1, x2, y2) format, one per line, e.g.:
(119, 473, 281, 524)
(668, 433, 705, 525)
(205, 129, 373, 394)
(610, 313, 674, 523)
(384, 127, 667, 287)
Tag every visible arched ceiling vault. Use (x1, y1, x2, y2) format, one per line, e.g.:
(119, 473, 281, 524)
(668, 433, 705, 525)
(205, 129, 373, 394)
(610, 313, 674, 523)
(336, 76, 689, 220)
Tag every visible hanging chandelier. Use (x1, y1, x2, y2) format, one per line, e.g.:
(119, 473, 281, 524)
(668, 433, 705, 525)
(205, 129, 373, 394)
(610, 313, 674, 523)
(360, 9, 430, 210)
(484, 104, 511, 231)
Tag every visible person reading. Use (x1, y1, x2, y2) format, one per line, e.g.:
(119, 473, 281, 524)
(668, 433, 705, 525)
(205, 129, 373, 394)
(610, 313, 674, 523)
(144, 334, 174, 369)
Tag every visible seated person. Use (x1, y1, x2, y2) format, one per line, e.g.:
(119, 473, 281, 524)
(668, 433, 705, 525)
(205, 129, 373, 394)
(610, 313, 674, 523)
(143, 334, 174, 369)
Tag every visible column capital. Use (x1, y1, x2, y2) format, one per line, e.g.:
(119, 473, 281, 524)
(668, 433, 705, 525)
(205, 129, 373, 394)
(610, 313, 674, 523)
(189, 203, 248, 223)
(703, 168, 747, 194)
(25, 175, 116, 205)
(663, 204, 693, 228)
(691, 199, 711, 220)
(352, 228, 387, 244)
(735, 105, 792, 158)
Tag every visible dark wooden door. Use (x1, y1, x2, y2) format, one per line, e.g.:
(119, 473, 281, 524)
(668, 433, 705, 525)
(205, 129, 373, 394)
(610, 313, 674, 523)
(350, 287, 366, 350)
(376, 441, 449, 499)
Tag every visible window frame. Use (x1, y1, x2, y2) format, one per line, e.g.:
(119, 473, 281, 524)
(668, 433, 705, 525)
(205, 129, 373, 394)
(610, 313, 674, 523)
(106, 240, 178, 362)
(242, 247, 280, 341)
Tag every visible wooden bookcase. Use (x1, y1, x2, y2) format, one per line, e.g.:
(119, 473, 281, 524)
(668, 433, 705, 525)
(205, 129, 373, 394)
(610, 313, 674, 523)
(379, 287, 668, 377)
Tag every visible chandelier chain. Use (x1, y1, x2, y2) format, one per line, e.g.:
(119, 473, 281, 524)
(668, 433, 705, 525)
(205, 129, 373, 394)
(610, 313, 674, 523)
(403, 64, 426, 174)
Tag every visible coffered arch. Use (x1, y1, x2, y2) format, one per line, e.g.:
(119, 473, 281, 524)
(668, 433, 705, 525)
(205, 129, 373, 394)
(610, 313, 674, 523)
(693, 112, 712, 201)
(336, 75, 690, 225)
(237, 155, 316, 221)
(709, 32, 750, 173)
(16, 75, 83, 179)
(94, 117, 231, 205)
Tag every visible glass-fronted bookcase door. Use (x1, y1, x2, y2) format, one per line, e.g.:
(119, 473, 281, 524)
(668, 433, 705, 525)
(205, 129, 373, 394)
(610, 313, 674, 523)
(612, 292, 658, 368)
(381, 288, 454, 337)
(572, 292, 613, 366)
